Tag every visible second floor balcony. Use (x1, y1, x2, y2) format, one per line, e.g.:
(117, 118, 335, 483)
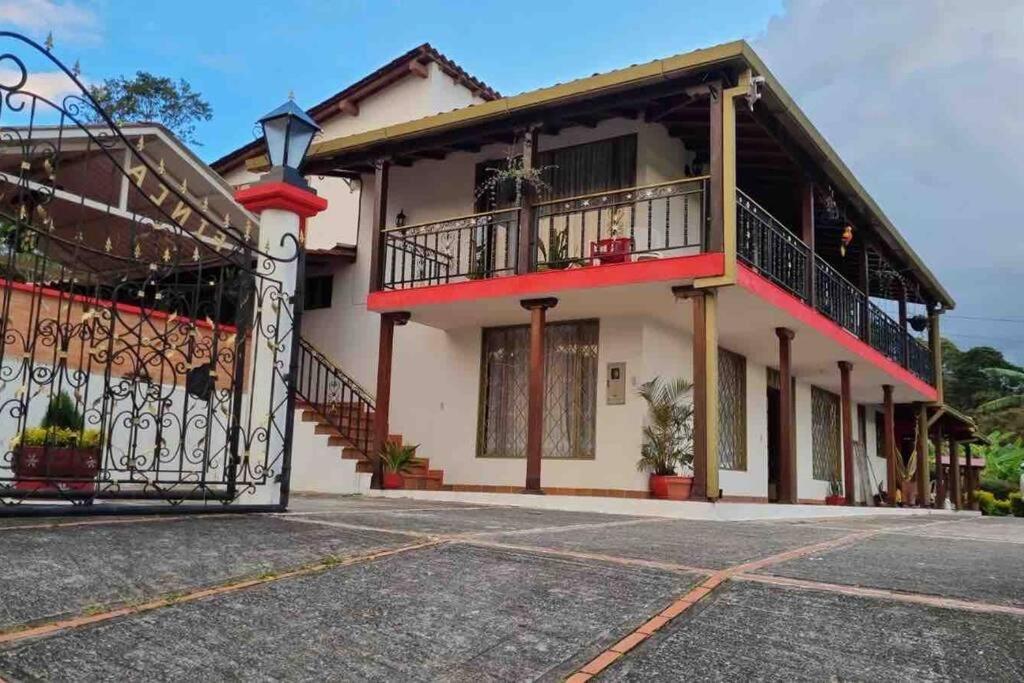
(381, 176, 708, 289)
(374, 176, 934, 385)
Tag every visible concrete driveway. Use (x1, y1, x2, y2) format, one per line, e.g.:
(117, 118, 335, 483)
(0, 496, 1021, 681)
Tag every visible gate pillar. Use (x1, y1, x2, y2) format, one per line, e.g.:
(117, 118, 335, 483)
(236, 182, 327, 506)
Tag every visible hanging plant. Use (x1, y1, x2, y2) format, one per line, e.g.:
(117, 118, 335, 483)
(474, 140, 555, 207)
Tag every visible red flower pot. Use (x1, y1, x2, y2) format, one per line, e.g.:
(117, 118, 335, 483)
(590, 237, 633, 265)
(382, 471, 405, 490)
(649, 475, 693, 500)
(13, 446, 100, 493)
(825, 494, 846, 506)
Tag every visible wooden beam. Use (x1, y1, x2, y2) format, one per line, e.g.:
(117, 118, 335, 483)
(916, 402, 930, 507)
(371, 311, 410, 489)
(337, 99, 359, 116)
(948, 436, 961, 510)
(883, 384, 897, 505)
(932, 425, 945, 508)
(839, 361, 855, 505)
(516, 127, 540, 275)
(802, 180, 816, 309)
(368, 159, 390, 293)
(929, 307, 943, 398)
(689, 290, 720, 501)
(708, 83, 724, 252)
(521, 297, 557, 493)
(777, 327, 796, 504)
(409, 60, 429, 79)
(965, 444, 977, 510)
(898, 282, 909, 366)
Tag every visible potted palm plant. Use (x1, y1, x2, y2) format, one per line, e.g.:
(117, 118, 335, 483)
(636, 377, 694, 500)
(380, 441, 419, 490)
(12, 391, 102, 493)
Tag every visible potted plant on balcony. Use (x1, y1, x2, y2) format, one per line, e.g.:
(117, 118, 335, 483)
(12, 391, 102, 494)
(636, 376, 694, 500)
(380, 441, 419, 490)
(538, 225, 571, 270)
(825, 476, 845, 505)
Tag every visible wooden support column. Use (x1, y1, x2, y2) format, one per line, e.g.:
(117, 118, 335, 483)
(777, 327, 796, 504)
(857, 243, 870, 342)
(371, 311, 410, 489)
(689, 290, 720, 500)
(965, 443, 977, 509)
(898, 283, 909, 367)
(948, 436, 961, 511)
(708, 83, 724, 253)
(521, 297, 557, 493)
(838, 361, 855, 505)
(932, 425, 945, 508)
(883, 384, 897, 505)
(368, 159, 390, 293)
(801, 181, 816, 309)
(928, 305, 944, 400)
(916, 402, 930, 507)
(516, 126, 540, 275)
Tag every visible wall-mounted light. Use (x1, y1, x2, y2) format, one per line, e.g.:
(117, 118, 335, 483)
(395, 209, 407, 228)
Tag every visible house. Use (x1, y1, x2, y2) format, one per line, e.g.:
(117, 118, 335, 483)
(214, 41, 984, 508)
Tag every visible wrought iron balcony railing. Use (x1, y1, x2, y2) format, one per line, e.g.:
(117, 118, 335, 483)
(737, 189, 810, 300)
(737, 189, 935, 385)
(533, 177, 707, 270)
(379, 178, 708, 289)
(815, 256, 866, 336)
(382, 207, 521, 289)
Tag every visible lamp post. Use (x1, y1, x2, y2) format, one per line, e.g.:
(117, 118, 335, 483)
(233, 99, 328, 508)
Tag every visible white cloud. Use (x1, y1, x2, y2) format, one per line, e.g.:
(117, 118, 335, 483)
(0, 0, 100, 45)
(754, 0, 1024, 360)
(0, 67, 84, 104)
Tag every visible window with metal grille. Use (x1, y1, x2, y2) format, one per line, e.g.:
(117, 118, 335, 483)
(478, 320, 598, 459)
(811, 386, 841, 481)
(718, 347, 746, 470)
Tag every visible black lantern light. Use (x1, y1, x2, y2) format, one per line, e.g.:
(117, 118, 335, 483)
(395, 209, 407, 228)
(257, 99, 321, 188)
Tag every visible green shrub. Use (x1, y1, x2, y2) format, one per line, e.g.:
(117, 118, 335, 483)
(979, 476, 1017, 500)
(977, 490, 1012, 516)
(42, 392, 83, 431)
(380, 441, 418, 473)
(1010, 492, 1024, 518)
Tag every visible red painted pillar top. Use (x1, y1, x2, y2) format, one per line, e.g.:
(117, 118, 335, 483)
(234, 181, 328, 218)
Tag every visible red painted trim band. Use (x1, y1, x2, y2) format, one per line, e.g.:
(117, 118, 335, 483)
(235, 182, 328, 219)
(368, 252, 725, 311)
(736, 264, 937, 399)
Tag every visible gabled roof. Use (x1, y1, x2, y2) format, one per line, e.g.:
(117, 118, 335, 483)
(211, 43, 498, 175)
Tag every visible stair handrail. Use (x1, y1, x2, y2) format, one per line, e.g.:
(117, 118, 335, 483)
(295, 336, 375, 456)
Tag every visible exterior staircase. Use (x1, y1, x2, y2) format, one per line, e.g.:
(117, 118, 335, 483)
(293, 339, 444, 492)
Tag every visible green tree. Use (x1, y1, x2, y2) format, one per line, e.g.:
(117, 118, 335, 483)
(88, 72, 212, 145)
(941, 339, 1022, 412)
(976, 367, 1024, 414)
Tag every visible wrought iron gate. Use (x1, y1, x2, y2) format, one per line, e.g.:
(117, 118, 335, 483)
(0, 33, 303, 514)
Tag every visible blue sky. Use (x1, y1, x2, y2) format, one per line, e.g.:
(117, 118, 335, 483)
(3, 0, 1024, 362)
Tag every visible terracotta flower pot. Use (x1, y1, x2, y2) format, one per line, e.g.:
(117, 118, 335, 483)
(13, 446, 100, 493)
(825, 494, 846, 506)
(382, 471, 405, 490)
(649, 474, 693, 500)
